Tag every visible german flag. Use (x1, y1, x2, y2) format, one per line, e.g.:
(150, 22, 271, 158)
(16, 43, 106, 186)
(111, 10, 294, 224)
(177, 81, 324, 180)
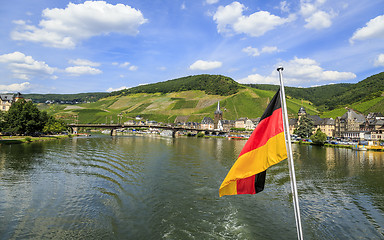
(219, 89, 287, 197)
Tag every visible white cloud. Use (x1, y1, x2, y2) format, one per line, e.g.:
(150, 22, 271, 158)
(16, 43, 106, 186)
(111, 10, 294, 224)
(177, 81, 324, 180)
(0, 52, 55, 80)
(0, 82, 31, 92)
(11, 1, 147, 48)
(189, 60, 222, 70)
(261, 46, 279, 53)
(242, 46, 260, 56)
(237, 73, 276, 84)
(374, 54, 384, 67)
(65, 66, 102, 75)
(242, 46, 279, 56)
(304, 10, 332, 29)
(213, 2, 295, 37)
(106, 86, 129, 92)
(119, 62, 131, 67)
(350, 15, 384, 43)
(69, 59, 100, 67)
(206, 0, 219, 4)
(181, 2, 186, 10)
(300, 1, 335, 30)
(237, 57, 356, 86)
(279, 1, 290, 13)
(129, 65, 138, 71)
(116, 61, 137, 70)
(300, 2, 317, 16)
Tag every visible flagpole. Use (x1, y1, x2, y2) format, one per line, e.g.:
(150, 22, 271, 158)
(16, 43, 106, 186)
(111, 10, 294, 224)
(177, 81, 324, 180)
(277, 66, 304, 240)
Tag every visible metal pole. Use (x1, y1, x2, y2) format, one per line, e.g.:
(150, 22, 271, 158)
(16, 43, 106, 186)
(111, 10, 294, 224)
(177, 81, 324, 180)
(277, 66, 304, 240)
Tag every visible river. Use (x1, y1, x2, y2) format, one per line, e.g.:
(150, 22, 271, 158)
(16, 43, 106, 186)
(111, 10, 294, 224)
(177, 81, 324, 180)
(0, 135, 383, 239)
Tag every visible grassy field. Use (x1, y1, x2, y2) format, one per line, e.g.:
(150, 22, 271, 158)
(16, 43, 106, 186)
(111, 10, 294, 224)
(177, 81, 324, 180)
(0, 135, 69, 145)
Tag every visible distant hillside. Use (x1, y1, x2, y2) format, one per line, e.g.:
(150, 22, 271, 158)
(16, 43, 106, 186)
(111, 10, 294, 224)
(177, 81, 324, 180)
(41, 87, 318, 124)
(109, 74, 243, 97)
(33, 72, 384, 123)
(25, 92, 108, 103)
(247, 71, 384, 111)
(325, 72, 384, 108)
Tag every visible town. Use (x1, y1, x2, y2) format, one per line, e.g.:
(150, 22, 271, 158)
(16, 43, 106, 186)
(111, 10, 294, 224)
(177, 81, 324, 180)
(1, 92, 383, 147)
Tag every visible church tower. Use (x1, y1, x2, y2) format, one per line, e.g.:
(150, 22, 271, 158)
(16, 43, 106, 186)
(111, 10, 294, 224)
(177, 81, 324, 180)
(298, 106, 307, 121)
(214, 101, 223, 129)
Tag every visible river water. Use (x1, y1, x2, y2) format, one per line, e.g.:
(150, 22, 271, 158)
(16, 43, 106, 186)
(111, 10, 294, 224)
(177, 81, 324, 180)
(0, 135, 383, 239)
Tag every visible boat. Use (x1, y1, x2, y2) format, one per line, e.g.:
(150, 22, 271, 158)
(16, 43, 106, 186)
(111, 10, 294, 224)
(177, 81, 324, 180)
(160, 130, 174, 138)
(352, 145, 367, 151)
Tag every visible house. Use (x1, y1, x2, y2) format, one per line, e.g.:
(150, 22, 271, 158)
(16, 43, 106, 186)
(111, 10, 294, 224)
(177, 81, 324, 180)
(0, 94, 13, 111)
(318, 118, 335, 137)
(371, 125, 384, 141)
(291, 106, 336, 137)
(201, 117, 214, 130)
(185, 122, 199, 129)
(289, 118, 298, 135)
(235, 117, 247, 129)
(335, 109, 365, 138)
(361, 112, 384, 132)
(218, 120, 235, 131)
(244, 119, 255, 130)
(146, 120, 158, 126)
(124, 120, 136, 125)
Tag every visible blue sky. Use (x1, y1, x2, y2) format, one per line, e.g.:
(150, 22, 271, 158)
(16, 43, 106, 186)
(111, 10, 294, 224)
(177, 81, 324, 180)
(0, 0, 383, 93)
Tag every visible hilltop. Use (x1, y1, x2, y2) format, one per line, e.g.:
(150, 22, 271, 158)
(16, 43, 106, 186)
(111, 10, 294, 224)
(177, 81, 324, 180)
(109, 74, 243, 96)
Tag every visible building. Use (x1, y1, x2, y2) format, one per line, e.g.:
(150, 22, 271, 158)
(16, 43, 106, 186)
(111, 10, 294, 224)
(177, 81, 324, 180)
(318, 118, 335, 137)
(335, 109, 365, 138)
(0, 92, 25, 111)
(371, 125, 384, 141)
(218, 120, 235, 131)
(0, 94, 13, 111)
(201, 117, 214, 130)
(235, 117, 248, 129)
(291, 106, 335, 137)
(298, 106, 306, 120)
(361, 112, 384, 132)
(214, 101, 223, 130)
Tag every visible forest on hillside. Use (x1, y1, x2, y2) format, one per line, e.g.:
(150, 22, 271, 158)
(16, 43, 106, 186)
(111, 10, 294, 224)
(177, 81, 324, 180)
(109, 75, 243, 97)
(247, 71, 384, 111)
(25, 92, 108, 103)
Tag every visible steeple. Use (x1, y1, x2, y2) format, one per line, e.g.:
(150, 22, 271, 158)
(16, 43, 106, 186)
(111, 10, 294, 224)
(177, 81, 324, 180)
(214, 101, 223, 130)
(215, 101, 223, 114)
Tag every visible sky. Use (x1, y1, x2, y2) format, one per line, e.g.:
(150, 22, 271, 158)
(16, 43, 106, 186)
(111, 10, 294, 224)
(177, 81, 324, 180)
(0, 0, 383, 94)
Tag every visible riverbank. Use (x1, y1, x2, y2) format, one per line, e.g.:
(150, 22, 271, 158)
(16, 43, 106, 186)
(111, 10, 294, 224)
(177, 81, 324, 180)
(0, 135, 70, 145)
(295, 141, 384, 152)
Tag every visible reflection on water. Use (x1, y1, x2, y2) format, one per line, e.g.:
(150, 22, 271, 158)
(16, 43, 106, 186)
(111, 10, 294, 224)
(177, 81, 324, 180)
(0, 136, 383, 239)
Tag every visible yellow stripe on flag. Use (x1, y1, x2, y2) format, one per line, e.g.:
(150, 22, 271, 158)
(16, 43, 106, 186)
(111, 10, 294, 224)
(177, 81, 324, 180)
(219, 132, 287, 197)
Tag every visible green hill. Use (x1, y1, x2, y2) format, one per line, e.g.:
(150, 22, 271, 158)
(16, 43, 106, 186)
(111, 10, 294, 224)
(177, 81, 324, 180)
(42, 87, 318, 124)
(247, 72, 384, 112)
(34, 72, 384, 123)
(25, 92, 108, 103)
(109, 74, 243, 96)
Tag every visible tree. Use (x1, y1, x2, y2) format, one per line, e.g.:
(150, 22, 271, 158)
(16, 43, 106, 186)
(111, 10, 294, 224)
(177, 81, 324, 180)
(294, 115, 314, 138)
(0, 111, 5, 132)
(310, 128, 327, 145)
(3, 100, 48, 135)
(43, 116, 68, 134)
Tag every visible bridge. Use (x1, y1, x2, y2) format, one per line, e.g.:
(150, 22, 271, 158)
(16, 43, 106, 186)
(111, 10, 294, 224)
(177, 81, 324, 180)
(67, 123, 227, 137)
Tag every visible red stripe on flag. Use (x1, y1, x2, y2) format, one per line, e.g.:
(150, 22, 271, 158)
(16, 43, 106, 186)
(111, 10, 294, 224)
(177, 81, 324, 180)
(236, 175, 256, 194)
(239, 108, 283, 157)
